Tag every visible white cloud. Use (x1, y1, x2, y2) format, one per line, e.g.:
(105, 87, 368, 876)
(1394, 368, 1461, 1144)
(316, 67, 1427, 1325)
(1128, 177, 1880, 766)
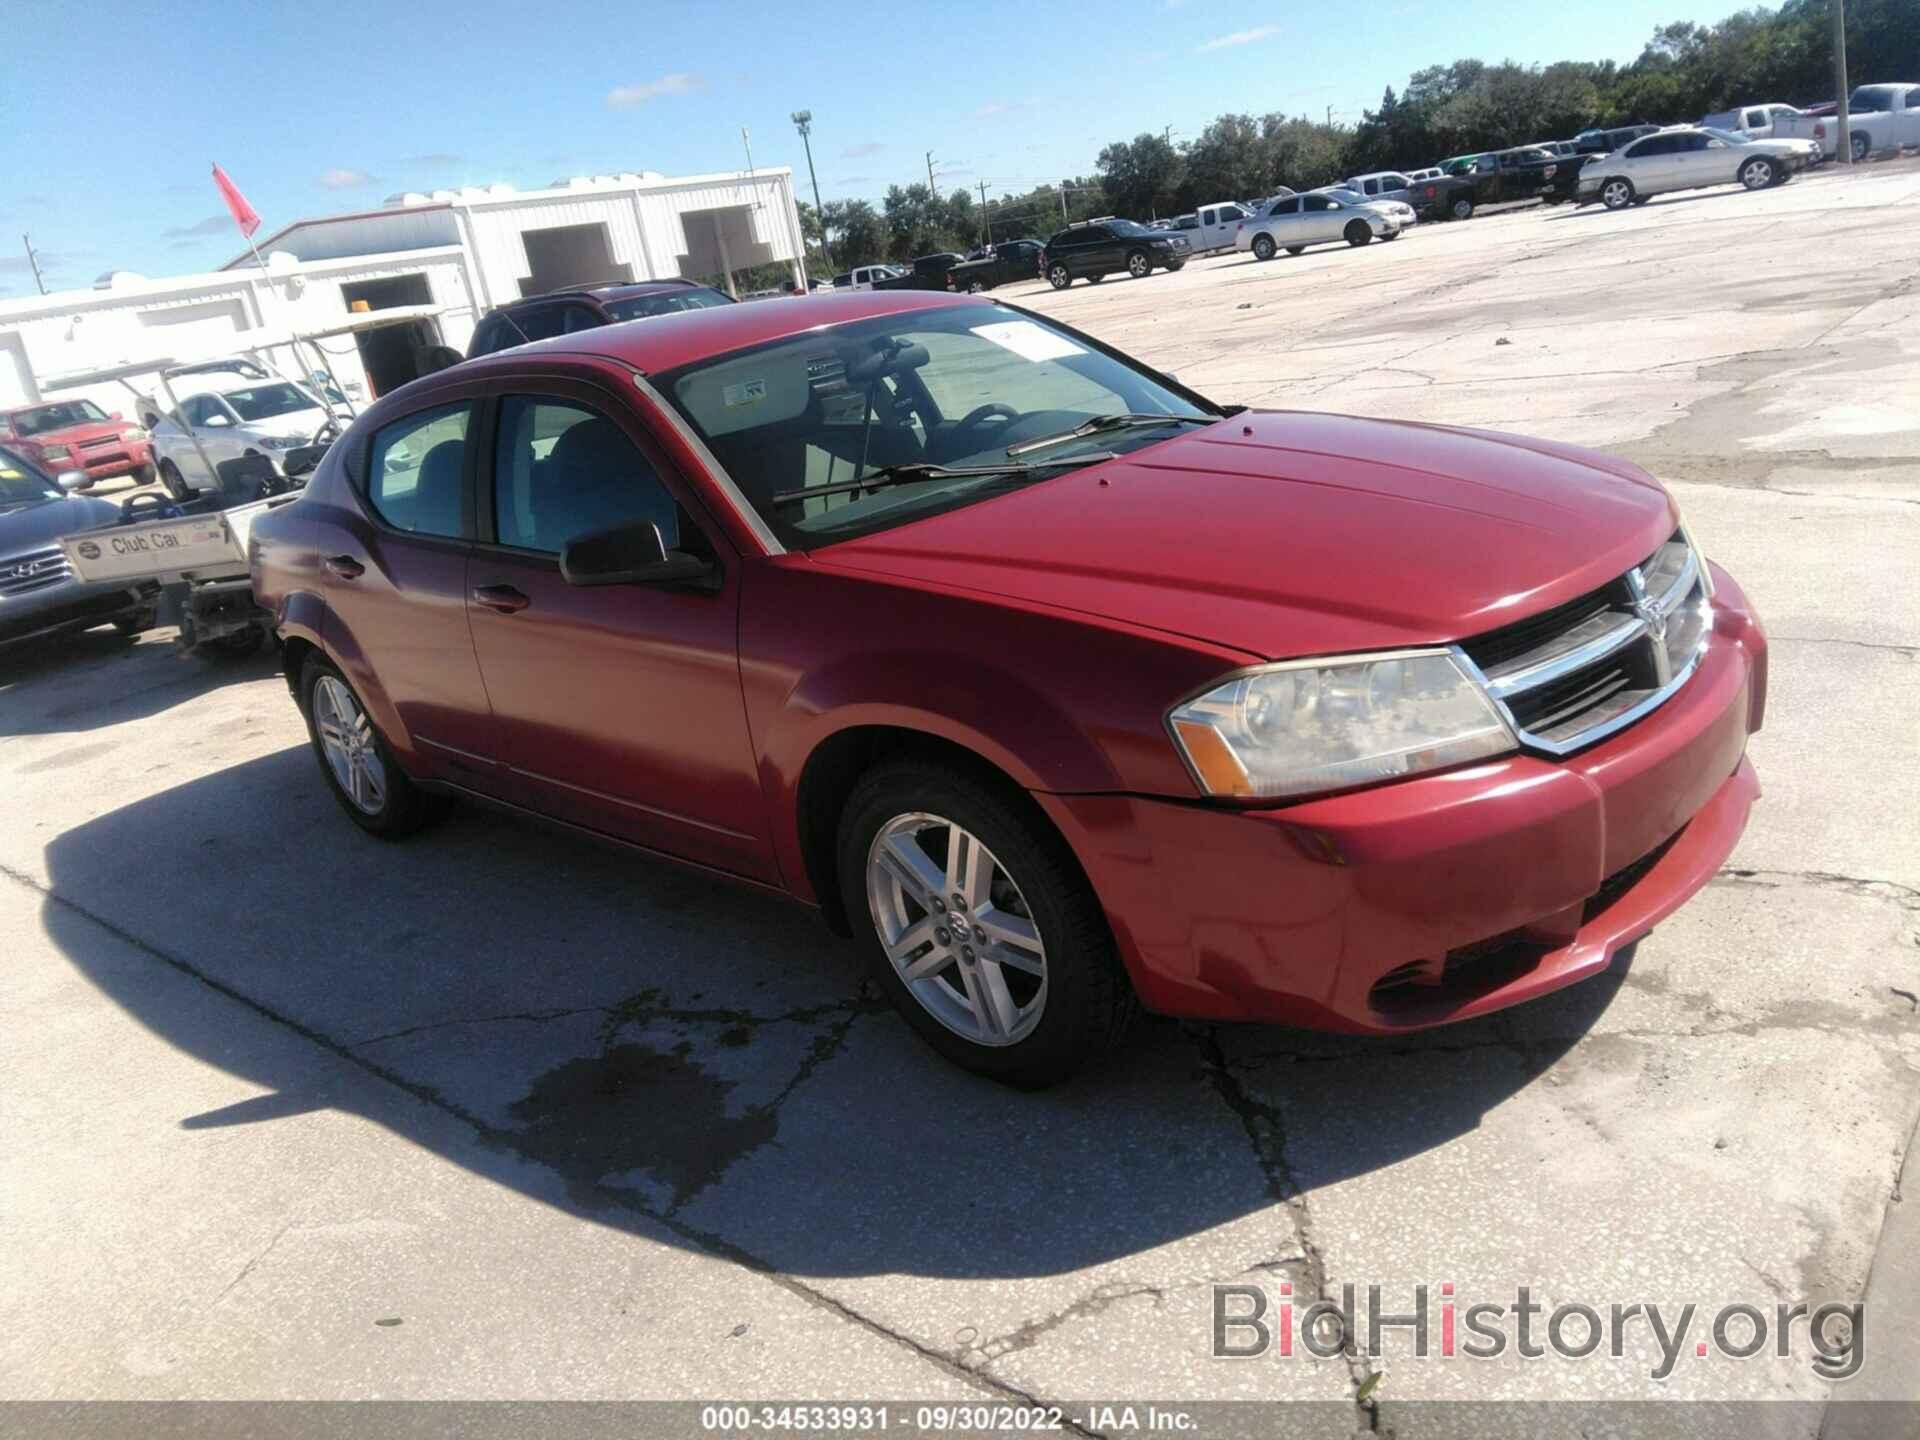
(319, 167, 375, 189)
(842, 142, 886, 159)
(1195, 24, 1280, 52)
(607, 72, 704, 108)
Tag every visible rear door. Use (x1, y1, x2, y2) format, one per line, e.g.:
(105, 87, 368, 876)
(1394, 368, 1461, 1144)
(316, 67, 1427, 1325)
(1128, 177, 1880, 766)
(462, 377, 772, 880)
(320, 387, 502, 784)
(1618, 134, 1675, 191)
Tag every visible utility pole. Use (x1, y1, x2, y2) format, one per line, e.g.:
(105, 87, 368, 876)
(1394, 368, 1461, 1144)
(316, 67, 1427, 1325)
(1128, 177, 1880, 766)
(977, 178, 989, 247)
(1060, 183, 1069, 223)
(926, 150, 938, 193)
(791, 110, 832, 268)
(1832, 0, 1853, 164)
(20, 234, 46, 295)
(1326, 104, 1334, 128)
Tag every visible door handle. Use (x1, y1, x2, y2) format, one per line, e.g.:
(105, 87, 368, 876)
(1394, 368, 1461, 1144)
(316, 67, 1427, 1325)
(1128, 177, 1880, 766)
(323, 554, 365, 579)
(471, 584, 530, 614)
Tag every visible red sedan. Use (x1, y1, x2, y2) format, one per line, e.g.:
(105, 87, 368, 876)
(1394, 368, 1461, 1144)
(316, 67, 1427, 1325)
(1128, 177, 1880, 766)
(249, 292, 1765, 1085)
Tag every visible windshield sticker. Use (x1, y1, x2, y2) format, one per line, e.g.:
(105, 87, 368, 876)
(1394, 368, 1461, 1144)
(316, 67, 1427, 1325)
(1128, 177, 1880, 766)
(723, 378, 768, 408)
(970, 320, 1087, 363)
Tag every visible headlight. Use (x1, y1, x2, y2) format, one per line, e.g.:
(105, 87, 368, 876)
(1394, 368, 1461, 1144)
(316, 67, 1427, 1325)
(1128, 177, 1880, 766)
(40, 444, 72, 460)
(260, 435, 301, 450)
(1168, 650, 1516, 800)
(121, 426, 150, 441)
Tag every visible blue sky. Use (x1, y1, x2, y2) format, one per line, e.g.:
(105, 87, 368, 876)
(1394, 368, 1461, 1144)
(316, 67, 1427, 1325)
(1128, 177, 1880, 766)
(4, 0, 1730, 294)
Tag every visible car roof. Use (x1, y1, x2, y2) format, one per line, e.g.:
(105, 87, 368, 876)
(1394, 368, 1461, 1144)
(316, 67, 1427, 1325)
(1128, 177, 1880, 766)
(464, 290, 989, 378)
(508, 278, 716, 310)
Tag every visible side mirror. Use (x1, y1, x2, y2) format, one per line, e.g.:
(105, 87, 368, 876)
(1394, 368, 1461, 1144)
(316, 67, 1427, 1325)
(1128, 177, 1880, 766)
(203, 413, 233, 428)
(110, 410, 124, 421)
(560, 521, 715, 589)
(56, 470, 89, 492)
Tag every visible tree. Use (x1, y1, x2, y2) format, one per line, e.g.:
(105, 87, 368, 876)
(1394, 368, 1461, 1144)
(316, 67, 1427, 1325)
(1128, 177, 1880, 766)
(1096, 132, 1185, 219)
(1180, 114, 1268, 205)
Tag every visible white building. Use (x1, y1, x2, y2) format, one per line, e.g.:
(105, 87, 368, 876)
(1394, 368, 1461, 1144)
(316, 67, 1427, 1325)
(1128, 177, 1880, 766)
(0, 167, 806, 415)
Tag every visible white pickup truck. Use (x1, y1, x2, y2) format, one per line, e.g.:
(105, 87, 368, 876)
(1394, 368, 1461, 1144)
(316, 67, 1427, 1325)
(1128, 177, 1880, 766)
(1774, 83, 1920, 161)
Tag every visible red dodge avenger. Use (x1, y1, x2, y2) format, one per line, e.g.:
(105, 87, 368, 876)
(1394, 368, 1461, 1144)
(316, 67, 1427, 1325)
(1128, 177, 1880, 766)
(249, 291, 1765, 1085)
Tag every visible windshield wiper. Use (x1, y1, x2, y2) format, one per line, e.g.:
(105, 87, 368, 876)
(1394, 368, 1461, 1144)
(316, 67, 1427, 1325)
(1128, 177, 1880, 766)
(1005, 412, 1216, 457)
(769, 452, 1116, 506)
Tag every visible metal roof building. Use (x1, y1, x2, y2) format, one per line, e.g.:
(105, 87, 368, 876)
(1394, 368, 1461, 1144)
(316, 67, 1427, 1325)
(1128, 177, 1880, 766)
(0, 166, 806, 414)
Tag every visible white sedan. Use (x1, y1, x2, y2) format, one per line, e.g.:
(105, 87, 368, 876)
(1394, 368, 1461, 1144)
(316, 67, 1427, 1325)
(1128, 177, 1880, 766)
(1578, 126, 1819, 210)
(1235, 192, 1404, 261)
(150, 377, 338, 499)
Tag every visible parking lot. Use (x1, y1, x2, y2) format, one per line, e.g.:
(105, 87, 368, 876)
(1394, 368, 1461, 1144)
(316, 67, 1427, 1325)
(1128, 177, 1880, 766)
(5, 161, 1918, 1429)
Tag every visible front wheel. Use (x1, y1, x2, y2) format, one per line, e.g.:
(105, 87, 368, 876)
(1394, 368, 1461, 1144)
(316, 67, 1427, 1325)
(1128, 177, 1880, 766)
(1251, 233, 1276, 261)
(1344, 220, 1372, 247)
(157, 458, 193, 501)
(1739, 157, 1777, 191)
(131, 462, 157, 489)
(1126, 249, 1152, 278)
(1601, 177, 1635, 210)
(299, 655, 443, 838)
(839, 761, 1136, 1087)
(1047, 263, 1071, 290)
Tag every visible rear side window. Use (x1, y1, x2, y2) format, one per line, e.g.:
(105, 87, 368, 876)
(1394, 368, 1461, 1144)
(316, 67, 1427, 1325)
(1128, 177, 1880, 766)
(469, 316, 522, 357)
(508, 305, 567, 343)
(491, 397, 681, 556)
(1303, 195, 1332, 212)
(1269, 198, 1298, 215)
(367, 402, 471, 539)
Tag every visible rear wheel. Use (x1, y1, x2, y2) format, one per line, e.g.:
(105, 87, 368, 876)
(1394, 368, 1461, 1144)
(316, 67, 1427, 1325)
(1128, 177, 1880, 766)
(966, 277, 987, 293)
(1739, 156, 1777, 191)
(1047, 263, 1071, 290)
(1449, 195, 1475, 220)
(1850, 132, 1871, 163)
(1126, 249, 1152, 278)
(1601, 177, 1635, 210)
(157, 458, 192, 501)
(299, 655, 442, 838)
(1344, 220, 1372, 247)
(1251, 233, 1276, 261)
(839, 761, 1136, 1087)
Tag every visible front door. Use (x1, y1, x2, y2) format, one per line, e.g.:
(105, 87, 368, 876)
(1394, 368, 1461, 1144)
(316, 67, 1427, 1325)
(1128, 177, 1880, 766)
(463, 383, 774, 881)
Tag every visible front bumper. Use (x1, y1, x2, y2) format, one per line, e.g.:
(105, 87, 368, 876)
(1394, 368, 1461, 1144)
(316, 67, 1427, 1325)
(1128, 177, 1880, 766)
(0, 576, 157, 647)
(1038, 563, 1767, 1032)
(63, 439, 153, 480)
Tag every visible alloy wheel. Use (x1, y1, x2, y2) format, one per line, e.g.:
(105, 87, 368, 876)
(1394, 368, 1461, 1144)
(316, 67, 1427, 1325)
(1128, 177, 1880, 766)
(313, 675, 387, 815)
(866, 812, 1047, 1047)
(1603, 180, 1632, 210)
(1740, 159, 1772, 190)
(1128, 251, 1151, 278)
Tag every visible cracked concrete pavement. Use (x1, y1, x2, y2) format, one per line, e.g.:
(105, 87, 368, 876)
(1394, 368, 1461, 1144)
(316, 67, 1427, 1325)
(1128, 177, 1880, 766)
(2, 160, 1917, 1430)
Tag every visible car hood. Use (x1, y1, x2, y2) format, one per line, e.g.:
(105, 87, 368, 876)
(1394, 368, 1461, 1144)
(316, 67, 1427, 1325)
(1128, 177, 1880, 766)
(242, 408, 331, 438)
(1747, 138, 1818, 154)
(13, 419, 127, 446)
(814, 411, 1678, 662)
(0, 495, 122, 555)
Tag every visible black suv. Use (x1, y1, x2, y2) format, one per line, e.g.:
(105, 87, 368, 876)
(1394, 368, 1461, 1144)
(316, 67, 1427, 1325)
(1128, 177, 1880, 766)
(466, 278, 733, 359)
(1573, 124, 1661, 155)
(1041, 219, 1187, 290)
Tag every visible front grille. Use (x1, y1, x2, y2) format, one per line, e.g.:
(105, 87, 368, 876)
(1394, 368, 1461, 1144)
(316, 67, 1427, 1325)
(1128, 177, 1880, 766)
(0, 546, 73, 597)
(1459, 530, 1710, 754)
(78, 435, 120, 451)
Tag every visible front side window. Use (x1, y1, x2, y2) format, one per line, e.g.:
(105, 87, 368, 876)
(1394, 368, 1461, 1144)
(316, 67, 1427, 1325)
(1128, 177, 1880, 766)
(222, 383, 318, 421)
(0, 444, 62, 504)
(1269, 198, 1298, 216)
(602, 287, 733, 322)
(367, 402, 471, 539)
(1304, 195, 1332, 212)
(658, 306, 1213, 551)
(509, 305, 567, 343)
(491, 398, 682, 555)
(181, 395, 230, 427)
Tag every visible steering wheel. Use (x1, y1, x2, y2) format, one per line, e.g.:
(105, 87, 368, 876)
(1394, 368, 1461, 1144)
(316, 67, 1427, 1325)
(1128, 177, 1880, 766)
(120, 492, 179, 524)
(953, 402, 1020, 438)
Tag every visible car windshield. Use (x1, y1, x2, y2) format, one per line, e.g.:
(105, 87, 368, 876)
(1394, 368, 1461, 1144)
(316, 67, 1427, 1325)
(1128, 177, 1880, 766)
(1698, 127, 1747, 145)
(1109, 220, 1158, 238)
(0, 445, 61, 506)
(219, 383, 318, 421)
(657, 305, 1215, 551)
(11, 400, 108, 436)
(1321, 188, 1365, 204)
(604, 288, 734, 322)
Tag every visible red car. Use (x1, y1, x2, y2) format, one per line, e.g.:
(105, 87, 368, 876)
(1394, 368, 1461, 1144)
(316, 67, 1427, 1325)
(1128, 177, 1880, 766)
(249, 292, 1765, 1085)
(0, 400, 156, 491)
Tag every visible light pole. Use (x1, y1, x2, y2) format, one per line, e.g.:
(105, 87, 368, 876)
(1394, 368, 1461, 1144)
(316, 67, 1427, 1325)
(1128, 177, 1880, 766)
(1832, 0, 1852, 164)
(791, 110, 831, 270)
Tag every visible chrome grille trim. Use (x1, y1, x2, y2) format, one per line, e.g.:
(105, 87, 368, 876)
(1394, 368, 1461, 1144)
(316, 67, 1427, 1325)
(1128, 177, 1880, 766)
(1455, 531, 1711, 758)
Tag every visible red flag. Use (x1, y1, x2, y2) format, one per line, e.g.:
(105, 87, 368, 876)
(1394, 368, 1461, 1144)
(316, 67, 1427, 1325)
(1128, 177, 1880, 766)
(211, 163, 261, 238)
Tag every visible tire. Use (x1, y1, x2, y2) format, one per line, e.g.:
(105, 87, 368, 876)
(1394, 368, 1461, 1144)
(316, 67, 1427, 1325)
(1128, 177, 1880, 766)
(966, 278, 987, 294)
(1739, 157, 1777, 191)
(1047, 263, 1071, 290)
(837, 760, 1137, 1087)
(113, 605, 157, 638)
(1449, 196, 1475, 221)
(1251, 233, 1277, 261)
(1344, 220, 1372, 247)
(1285, 245, 1305, 255)
(157, 458, 193, 501)
(1126, 248, 1151, 279)
(131, 462, 157, 488)
(1600, 177, 1635, 211)
(1380, 229, 1401, 241)
(298, 654, 442, 838)
(1850, 132, 1870, 163)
